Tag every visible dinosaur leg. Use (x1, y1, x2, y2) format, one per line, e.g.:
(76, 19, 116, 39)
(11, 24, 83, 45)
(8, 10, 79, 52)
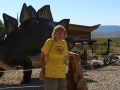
(19, 55, 32, 84)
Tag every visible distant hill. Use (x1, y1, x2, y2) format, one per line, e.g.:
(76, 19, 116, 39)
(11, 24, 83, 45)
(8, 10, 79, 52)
(91, 25, 120, 38)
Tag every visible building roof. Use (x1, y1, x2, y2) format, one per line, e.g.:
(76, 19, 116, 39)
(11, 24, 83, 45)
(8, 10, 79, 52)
(68, 23, 101, 32)
(54, 21, 101, 36)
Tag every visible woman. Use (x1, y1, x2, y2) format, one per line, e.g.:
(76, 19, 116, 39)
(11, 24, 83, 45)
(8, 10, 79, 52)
(40, 25, 81, 90)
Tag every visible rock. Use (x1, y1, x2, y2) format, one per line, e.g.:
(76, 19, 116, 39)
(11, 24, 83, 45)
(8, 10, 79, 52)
(90, 59, 104, 66)
(73, 56, 88, 90)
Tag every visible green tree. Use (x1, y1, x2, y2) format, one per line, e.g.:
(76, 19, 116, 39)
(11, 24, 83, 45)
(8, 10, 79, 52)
(0, 20, 6, 33)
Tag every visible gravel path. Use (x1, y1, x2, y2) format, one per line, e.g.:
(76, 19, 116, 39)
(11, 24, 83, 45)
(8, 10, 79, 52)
(0, 69, 45, 90)
(0, 65, 120, 90)
(84, 66, 120, 90)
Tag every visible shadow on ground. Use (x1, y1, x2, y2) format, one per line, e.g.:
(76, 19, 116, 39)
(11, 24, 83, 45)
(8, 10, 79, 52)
(0, 78, 45, 90)
(86, 78, 97, 83)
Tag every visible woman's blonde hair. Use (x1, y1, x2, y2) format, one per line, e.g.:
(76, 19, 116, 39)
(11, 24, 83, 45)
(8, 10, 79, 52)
(51, 25, 67, 39)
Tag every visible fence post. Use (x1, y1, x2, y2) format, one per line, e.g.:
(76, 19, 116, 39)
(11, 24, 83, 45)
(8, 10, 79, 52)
(84, 49, 87, 63)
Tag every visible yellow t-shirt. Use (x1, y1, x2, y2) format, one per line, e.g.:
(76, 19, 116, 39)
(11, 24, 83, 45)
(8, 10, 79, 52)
(41, 38, 68, 78)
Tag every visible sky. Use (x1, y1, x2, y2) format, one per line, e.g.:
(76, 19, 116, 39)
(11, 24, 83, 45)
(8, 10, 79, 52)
(0, 0, 120, 26)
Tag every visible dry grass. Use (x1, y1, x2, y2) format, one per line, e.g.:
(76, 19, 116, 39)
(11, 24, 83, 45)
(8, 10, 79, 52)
(111, 46, 120, 54)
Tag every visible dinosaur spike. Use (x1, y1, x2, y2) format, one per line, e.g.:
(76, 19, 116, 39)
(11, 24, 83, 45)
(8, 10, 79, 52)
(27, 5, 37, 24)
(20, 3, 30, 24)
(37, 5, 54, 22)
(6, 20, 15, 34)
(3, 13, 18, 27)
(3, 13, 18, 34)
(55, 19, 70, 31)
(27, 5, 36, 18)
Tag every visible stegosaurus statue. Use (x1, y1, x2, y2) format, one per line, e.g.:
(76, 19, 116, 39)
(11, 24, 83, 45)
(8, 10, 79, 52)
(0, 3, 70, 83)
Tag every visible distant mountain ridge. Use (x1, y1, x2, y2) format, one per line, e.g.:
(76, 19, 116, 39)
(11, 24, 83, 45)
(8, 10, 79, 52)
(92, 25, 120, 34)
(91, 25, 120, 38)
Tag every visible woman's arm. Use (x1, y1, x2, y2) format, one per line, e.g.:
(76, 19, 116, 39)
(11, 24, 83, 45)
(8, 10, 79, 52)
(40, 52, 46, 81)
(41, 52, 46, 68)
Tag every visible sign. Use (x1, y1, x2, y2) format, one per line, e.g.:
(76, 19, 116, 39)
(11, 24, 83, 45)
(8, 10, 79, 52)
(66, 35, 91, 42)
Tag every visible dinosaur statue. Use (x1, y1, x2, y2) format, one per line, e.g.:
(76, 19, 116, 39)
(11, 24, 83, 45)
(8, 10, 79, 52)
(0, 3, 70, 83)
(0, 31, 5, 43)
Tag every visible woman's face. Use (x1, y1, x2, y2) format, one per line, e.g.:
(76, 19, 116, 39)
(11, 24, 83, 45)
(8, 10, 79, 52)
(54, 29, 65, 42)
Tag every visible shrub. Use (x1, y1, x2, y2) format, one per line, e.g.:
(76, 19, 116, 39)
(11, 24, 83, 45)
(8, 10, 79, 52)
(95, 46, 108, 55)
(71, 48, 84, 60)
